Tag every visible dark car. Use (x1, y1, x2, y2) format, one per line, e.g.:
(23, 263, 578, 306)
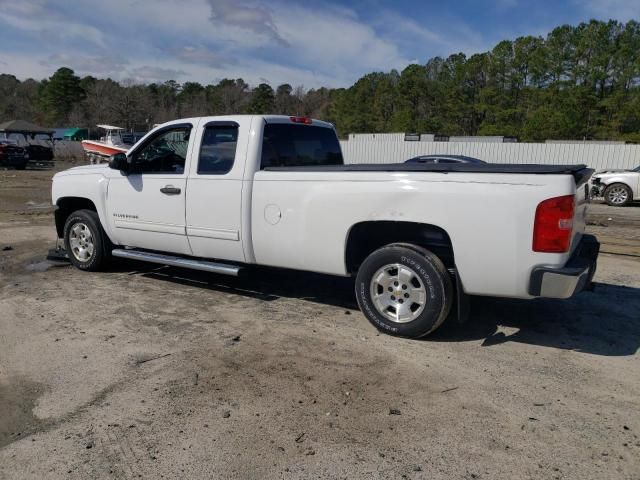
(404, 154, 487, 165)
(0, 140, 29, 169)
(121, 132, 147, 146)
(24, 144, 54, 162)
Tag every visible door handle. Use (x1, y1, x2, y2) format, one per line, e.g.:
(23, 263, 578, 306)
(160, 185, 181, 195)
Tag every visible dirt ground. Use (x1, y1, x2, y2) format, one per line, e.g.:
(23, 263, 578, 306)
(0, 165, 639, 480)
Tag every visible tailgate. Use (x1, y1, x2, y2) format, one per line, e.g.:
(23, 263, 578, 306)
(570, 168, 593, 253)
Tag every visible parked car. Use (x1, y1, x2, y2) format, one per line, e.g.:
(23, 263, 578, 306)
(405, 154, 487, 165)
(25, 143, 54, 162)
(590, 165, 639, 206)
(0, 139, 29, 169)
(52, 115, 599, 339)
(121, 132, 147, 145)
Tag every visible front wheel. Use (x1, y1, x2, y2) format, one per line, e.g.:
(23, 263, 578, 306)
(63, 209, 111, 271)
(603, 183, 632, 206)
(355, 244, 453, 338)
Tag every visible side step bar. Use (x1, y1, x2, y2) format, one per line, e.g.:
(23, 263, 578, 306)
(112, 249, 241, 276)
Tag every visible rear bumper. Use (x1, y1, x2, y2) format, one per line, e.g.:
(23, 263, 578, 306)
(528, 234, 600, 299)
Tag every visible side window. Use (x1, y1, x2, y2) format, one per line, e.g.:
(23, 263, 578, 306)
(132, 127, 191, 174)
(198, 124, 238, 175)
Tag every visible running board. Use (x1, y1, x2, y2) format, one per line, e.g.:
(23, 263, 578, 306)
(112, 249, 241, 276)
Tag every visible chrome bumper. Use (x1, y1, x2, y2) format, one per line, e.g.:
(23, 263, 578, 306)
(528, 235, 600, 299)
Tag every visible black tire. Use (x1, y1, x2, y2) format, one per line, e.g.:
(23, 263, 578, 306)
(63, 209, 112, 271)
(603, 183, 633, 207)
(355, 243, 453, 338)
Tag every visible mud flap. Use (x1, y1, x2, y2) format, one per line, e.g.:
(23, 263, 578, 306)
(453, 267, 470, 324)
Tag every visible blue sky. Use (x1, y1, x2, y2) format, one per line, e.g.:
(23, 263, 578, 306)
(0, 0, 638, 88)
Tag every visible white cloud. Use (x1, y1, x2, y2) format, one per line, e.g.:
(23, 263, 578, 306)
(173, 45, 233, 67)
(576, 0, 640, 21)
(127, 66, 188, 82)
(0, 0, 107, 48)
(206, 0, 288, 46)
(70, 0, 414, 82)
(371, 9, 490, 59)
(2, 0, 418, 87)
(78, 0, 276, 51)
(41, 54, 129, 75)
(0, 0, 496, 88)
(271, 3, 412, 79)
(0, 0, 47, 15)
(0, 54, 52, 80)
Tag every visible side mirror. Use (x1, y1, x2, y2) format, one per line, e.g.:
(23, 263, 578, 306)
(108, 152, 129, 172)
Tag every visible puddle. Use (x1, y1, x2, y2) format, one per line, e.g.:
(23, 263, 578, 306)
(0, 377, 45, 448)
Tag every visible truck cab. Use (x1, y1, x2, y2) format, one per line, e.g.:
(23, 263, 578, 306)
(77, 116, 339, 261)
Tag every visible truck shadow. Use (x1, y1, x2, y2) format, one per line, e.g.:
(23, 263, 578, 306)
(432, 283, 640, 356)
(127, 262, 357, 308)
(122, 262, 639, 357)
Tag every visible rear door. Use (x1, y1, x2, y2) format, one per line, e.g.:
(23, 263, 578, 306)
(106, 123, 194, 255)
(184, 118, 250, 262)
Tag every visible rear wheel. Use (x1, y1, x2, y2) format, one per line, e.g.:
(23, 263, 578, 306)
(355, 244, 453, 338)
(63, 209, 111, 271)
(603, 183, 632, 206)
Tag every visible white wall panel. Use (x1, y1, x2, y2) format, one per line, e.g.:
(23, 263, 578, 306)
(340, 139, 640, 170)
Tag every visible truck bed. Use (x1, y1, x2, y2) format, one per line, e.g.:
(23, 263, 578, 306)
(264, 163, 592, 183)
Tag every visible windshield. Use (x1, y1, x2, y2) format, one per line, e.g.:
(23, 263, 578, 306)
(633, 165, 640, 172)
(261, 123, 343, 169)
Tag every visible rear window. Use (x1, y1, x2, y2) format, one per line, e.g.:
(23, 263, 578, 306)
(260, 124, 343, 169)
(198, 125, 238, 175)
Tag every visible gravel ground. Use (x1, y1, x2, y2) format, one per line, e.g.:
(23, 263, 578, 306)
(0, 167, 639, 480)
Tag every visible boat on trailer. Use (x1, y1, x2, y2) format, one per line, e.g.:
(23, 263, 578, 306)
(81, 125, 131, 164)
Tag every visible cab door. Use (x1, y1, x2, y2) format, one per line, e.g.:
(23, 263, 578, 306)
(185, 119, 248, 262)
(106, 123, 195, 255)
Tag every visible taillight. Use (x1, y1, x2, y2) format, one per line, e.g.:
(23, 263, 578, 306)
(290, 116, 312, 125)
(532, 195, 575, 253)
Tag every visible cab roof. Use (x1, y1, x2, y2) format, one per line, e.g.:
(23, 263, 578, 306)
(157, 115, 334, 130)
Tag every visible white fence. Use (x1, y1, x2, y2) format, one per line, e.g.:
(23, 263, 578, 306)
(340, 140, 640, 171)
(51, 138, 640, 169)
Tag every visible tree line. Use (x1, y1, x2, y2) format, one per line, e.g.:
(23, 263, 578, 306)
(1, 19, 640, 141)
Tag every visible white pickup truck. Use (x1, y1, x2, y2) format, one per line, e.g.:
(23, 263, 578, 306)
(52, 115, 600, 338)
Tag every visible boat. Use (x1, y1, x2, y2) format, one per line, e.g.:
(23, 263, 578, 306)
(81, 125, 132, 164)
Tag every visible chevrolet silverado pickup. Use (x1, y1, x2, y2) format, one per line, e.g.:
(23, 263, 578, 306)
(51, 115, 600, 338)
